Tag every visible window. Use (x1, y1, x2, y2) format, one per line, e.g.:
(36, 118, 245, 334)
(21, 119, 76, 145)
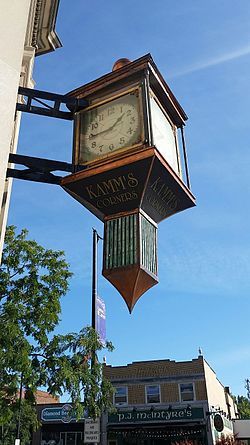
(146, 385, 160, 404)
(179, 383, 195, 402)
(114, 386, 127, 405)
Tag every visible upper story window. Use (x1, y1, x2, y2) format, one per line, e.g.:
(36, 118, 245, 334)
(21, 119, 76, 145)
(146, 385, 160, 404)
(179, 383, 195, 402)
(114, 386, 128, 405)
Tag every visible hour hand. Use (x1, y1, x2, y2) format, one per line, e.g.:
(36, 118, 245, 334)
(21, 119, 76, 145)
(89, 127, 111, 138)
(89, 113, 125, 138)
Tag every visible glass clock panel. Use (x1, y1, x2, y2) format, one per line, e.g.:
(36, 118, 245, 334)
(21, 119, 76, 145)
(150, 96, 181, 177)
(78, 91, 142, 164)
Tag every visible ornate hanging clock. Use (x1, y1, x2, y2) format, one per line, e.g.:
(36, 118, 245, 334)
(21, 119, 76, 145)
(61, 54, 196, 311)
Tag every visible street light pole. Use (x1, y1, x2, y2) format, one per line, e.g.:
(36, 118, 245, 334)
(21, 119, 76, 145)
(15, 372, 23, 445)
(92, 229, 98, 331)
(91, 228, 102, 331)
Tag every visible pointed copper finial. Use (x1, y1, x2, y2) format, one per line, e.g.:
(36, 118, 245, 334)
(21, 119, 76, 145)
(103, 265, 158, 313)
(112, 58, 131, 71)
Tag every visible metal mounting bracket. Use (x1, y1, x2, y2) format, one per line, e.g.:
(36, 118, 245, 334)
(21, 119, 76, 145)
(7, 153, 84, 185)
(16, 87, 88, 120)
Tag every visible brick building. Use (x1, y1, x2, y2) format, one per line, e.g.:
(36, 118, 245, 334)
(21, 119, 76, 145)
(102, 355, 237, 445)
(31, 356, 237, 445)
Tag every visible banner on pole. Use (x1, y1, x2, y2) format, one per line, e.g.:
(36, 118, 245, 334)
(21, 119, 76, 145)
(96, 296, 106, 346)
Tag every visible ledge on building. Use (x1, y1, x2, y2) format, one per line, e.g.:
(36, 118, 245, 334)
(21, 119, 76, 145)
(33, 0, 62, 56)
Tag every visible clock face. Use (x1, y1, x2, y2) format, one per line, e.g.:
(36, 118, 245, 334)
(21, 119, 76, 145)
(150, 95, 182, 178)
(77, 91, 142, 164)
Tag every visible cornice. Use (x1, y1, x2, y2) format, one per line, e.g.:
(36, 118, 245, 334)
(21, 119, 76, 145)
(32, 0, 62, 56)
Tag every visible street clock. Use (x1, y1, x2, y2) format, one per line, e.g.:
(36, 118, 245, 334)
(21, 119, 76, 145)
(61, 54, 195, 311)
(75, 88, 143, 165)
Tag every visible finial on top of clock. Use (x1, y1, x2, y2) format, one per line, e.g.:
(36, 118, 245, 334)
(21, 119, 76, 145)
(112, 58, 131, 71)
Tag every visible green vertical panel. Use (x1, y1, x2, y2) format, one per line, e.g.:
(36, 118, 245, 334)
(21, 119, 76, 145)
(113, 218, 117, 267)
(134, 213, 138, 264)
(148, 222, 152, 272)
(105, 220, 110, 270)
(140, 215, 143, 267)
(125, 216, 129, 266)
(109, 220, 113, 269)
(105, 214, 139, 270)
(105, 221, 108, 270)
(121, 216, 125, 267)
(117, 217, 122, 267)
(140, 214, 157, 277)
(109, 219, 114, 269)
(104, 223, 109, 269)
(129, 215, 133, 264)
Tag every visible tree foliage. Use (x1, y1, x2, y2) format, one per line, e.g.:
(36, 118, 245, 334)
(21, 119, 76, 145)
(0, 226, 114, 445)
(235, 395, 250, 419)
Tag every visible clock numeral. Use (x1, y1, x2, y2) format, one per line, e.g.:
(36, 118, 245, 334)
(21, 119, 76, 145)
(98, 114, 104, 122)
(109, 144, 114, 151)
(120, 106, 123, 113)
(91, 122, 98, 130)
(119, 137, 125, 144)
(130, 117, 135, 123)
(127, 127, 133, 135)
(127, 109, 132, 116)
(99, 145, 104, 152)
(108, 107, 115, 116)
(91, 142, 97, 149)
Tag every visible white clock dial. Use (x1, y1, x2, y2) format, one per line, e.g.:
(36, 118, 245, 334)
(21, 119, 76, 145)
(78, 91, 142, 163)
(150, 95, 182, 177)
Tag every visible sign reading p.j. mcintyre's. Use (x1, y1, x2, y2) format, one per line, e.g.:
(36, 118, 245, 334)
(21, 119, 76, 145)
(41, 404, 84, 423)
(108, 407, 204, 424)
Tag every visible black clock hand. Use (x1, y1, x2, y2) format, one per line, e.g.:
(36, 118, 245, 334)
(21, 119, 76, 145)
(109, 112, 125, 130)
(90, 113, 125, 138)
(89, 128, 111, 138)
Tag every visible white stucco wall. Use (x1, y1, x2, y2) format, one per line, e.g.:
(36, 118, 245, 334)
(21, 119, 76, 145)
(203, 359, 236, 417)
(0, 0, 32, 257)
(232, 419, 250, 439)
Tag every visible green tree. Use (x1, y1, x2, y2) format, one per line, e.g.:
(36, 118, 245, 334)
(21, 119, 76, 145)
(0, 226, 114, 445)
(236, 395, 250, 419)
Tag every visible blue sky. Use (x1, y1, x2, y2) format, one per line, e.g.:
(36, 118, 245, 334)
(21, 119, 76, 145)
(8, 0, 250, 398)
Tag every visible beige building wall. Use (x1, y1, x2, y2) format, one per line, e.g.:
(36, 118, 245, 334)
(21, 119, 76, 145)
(0, 0, 32, 257)
(0, 0, 61, 262)
(105, 357, 208, 406)
(203, 359, 236, 418)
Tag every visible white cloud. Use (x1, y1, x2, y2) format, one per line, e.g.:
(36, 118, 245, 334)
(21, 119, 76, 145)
(170, 44, 250, 78)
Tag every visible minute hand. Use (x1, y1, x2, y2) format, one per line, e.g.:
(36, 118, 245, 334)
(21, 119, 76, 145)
(89, 113, 125, 138)
(109, 112, 125, 131)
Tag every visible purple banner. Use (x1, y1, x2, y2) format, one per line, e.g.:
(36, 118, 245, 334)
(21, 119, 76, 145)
(96, 296, 106, 346)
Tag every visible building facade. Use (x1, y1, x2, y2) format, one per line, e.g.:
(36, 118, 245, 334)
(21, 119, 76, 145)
(31, 356, 237, 445)
(0, 0, 61, 260)
(102, 356, 237, 445)
(33, 402, 85, 445)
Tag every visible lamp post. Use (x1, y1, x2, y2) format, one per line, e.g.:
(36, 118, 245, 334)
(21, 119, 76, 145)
(92, 229, 98, 332)
(15, 354, 40, 445)
(91, 228, 102, 374)
(15, 373, 23, 445)
(91, 228, 102, 332)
